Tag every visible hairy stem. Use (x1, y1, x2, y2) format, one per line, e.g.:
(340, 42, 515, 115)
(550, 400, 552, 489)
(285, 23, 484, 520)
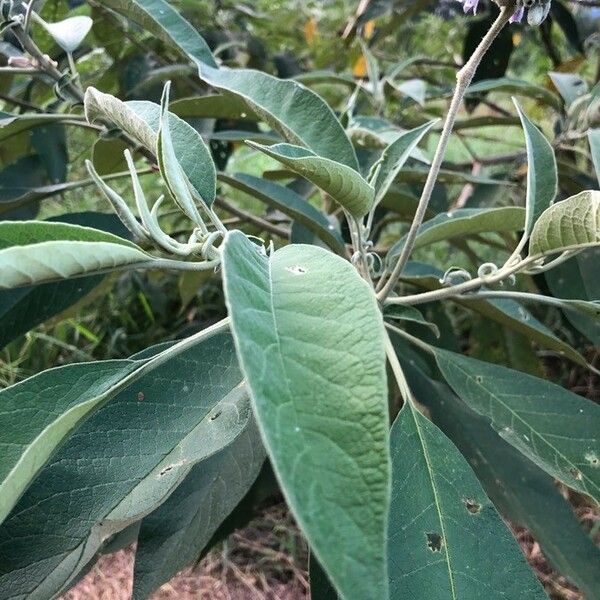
(377, 3, 516, 302)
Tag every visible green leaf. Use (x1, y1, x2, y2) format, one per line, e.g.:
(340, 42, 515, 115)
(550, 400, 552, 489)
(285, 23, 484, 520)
(222, 231, 390, 600)
(589, 129, 600, 186)
(371, 121, 436, 206)
(218, 172, 345, 255)
(0, 213, 130, 348)
(529, 190, 600, 257)
(0, 113, 72, 144)
(132, 411, 265, 599)
(198, 65, 358, 169)
(0, 221, 153, 289)
(545, 249, 600, 347)
(38, 15, 93, 53)
(85, 88, 216, 206)
(435, 349, 600, 504)
(514, 101, 557, 234)
(410, 369, 600, 599)
(0, 330, 245, 599)
(389, 403, 546, 600)
(384, 305, 439, 338)
(465, 78, 562, 111)
(247, 142, 374, 218)
(388, 207, 525, 262)
(100, 0, 217, 67)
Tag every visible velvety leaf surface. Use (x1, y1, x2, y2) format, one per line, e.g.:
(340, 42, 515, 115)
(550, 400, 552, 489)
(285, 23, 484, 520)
(435, 350, 600, 503)
(0, 332, 244, 599)
(0, 213, 129, 348)
(529, 190, 600, 257)
(514, 102, 557, 234)
(389, 403, 547, 600)
(222, 231, 390, 600)
(132, 408, 265, 599)
(0, 221, 152, 289)
(85, 89, 216, 206)
(247, 142, 374, 218)
(198, 65, 358, 169)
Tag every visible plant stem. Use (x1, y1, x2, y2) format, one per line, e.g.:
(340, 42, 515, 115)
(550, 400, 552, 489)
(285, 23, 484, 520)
(377, 3, 516, 302)
(383, 255, 537, 307)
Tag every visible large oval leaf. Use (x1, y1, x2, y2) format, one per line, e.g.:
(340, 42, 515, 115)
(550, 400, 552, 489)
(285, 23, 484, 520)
(222, 231, 390, 600)
(435, 350, 600, 504)
(101, 0, 216, 67)
(198, 65, 358, 170)
(389, 403, 547, 600)
(529, 190, 600, 257)
(247, 142, 374, 218)
(0, 331, 245, 599)
(0, 221, 153, 289)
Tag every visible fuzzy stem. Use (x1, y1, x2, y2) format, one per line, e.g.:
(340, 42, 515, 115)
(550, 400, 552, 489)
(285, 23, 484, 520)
(377, 3, 517, 302)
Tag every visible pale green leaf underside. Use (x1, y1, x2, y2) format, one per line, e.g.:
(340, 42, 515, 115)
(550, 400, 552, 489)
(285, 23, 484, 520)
(198, 65, 358, 170)
(514, 102, 557, 234)
(100, 0, 217, 67)
(247, 142, 374, 218)
(0, 360, 139, 526)
(529, 191, 600, 257)
(132, 411, 265, 599)
(0, 332, 244, 599)
(222, 231, 390, 600)
(435, 350, 600, 504)
(85, 89, 216, 205)
(389, 404, 547, 599)
(0, 221, 151, 289)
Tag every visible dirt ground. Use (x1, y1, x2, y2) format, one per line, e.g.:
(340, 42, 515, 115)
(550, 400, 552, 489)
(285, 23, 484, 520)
(61, 497, 598, 600)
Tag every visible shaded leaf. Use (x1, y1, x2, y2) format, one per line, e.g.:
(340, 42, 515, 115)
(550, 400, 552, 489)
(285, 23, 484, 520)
(435, 350, 600, 503)
(388, 402, 546, 600)
(0, 331, 244, 598)
(514, 102, 557, 234)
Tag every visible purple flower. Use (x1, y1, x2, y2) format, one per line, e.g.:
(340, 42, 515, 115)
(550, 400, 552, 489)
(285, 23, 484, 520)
(455, 0, 551, 25)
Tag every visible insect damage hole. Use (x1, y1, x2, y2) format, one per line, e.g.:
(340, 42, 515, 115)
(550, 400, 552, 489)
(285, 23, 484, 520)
(286, 265, 307, 275)
(584, 452, 599, 468)
(426, 532, 444, 552)
(464, 498, 481, 514)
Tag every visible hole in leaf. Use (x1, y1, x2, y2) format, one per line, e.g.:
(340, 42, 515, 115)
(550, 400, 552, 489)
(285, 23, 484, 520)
(286, 265, 307, 275)
(464, 498, 481, 514)
(160, 466, 173, 476)
(210, 411, 222, 421)
(569, 468, 583, 481)
(426, 532, 443, 552)
(137, 391, 145, 402)
(585, 452, 599, 468)
(475, 376, 483, 384)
